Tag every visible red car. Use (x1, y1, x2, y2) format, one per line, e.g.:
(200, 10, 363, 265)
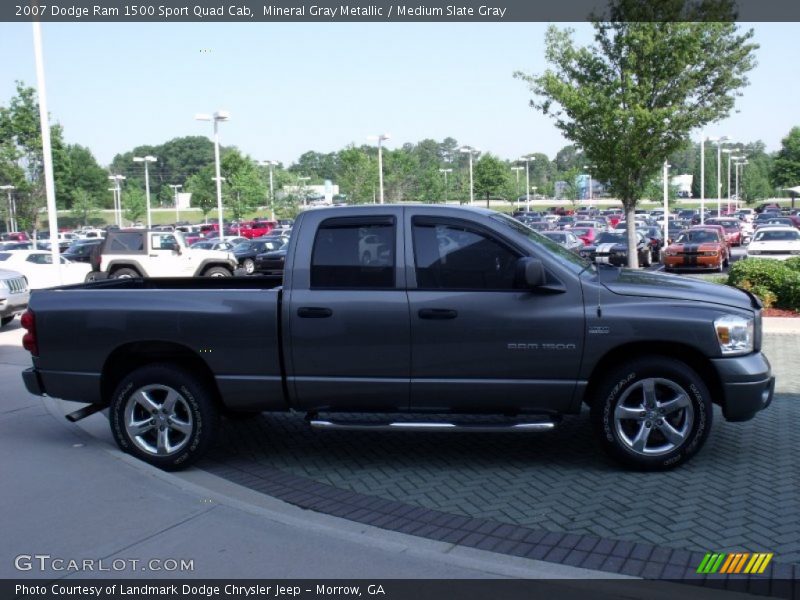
(705, 218, 743, 246)
(570, 226, 598, 246)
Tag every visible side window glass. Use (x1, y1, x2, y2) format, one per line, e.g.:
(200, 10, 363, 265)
(151, 234, 176, 251)
(311, 220, 395, 289)
(412, 222, 520, 290)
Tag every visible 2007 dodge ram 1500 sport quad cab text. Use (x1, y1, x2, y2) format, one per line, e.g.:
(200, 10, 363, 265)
(21, 206, 775, 471)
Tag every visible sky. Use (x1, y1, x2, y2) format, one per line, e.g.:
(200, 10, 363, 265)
(0, 21, 798, 169)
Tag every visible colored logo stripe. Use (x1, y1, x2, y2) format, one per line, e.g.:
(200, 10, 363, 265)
(697, 553, 773, 575)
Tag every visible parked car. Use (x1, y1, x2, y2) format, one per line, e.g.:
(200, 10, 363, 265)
(745, 226, 800, 260)
(705, 218, 744, 246)
(0, 267, 29, 327)
(0, 250, 91, 288)
(579, 230, 652, 267)
(541, 230, 584, 253)
(21, 205, 774, 472)
(253, 241, 289, 276)
(570, 226, 598, 246)
(0, 241, 34, 251)
(62, 238, 104, 263)
(88, 229, 237, 279)
(233, 237, 289, 274)
(663, 228, 730, 272)
(637, 226, 665, 262)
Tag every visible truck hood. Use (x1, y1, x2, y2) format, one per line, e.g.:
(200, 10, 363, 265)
(597, 266, 758, 311)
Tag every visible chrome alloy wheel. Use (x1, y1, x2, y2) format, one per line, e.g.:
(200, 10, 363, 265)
(613, 377, 694, 456)
(123, 384, 193, 456)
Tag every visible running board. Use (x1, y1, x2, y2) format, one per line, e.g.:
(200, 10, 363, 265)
(307, 419, 556, 433)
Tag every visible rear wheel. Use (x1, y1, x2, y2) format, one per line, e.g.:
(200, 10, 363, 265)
(111, 267, 140, 279)
(109, 364, 219, 470)
(590, 357, 712, 470)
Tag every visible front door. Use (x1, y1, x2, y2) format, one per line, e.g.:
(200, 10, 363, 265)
(406, 216, 584, 413)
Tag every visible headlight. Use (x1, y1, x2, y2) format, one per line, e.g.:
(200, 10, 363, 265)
(702, 251, 718, 256)
(714, 315, 754, 356)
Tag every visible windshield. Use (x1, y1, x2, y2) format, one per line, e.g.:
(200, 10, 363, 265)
(596, 232, 626, 244)
(490, 213, 589, 274)
(754, 230, 800, 242)
(675, 230, 719, 243)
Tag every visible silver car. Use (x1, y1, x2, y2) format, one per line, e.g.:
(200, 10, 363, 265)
(0, 268, 30, 327)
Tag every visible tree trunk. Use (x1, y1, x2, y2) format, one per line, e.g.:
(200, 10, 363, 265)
(624, 202, 639, 269)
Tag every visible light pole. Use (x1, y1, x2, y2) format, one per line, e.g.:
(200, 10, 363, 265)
(510, 166, 524, 204)
(196, 110, 231, 243)
(132, 155, 157, 228)
(662, 161, 671, 248)
(460, 146, 480, 205)
(713, 136, 733, 216)
(168, 184, 182, 223)
(583, 164, 597, 203)
(108, 175, 126, 226)
(439, 168, 452, 203)
(0, 185, 16, 233)
(518, 155, 535, 211)
(260, 160, 279, 219)
(734, 159, 748, 205)
(298, 176, 311, 207)
(368, 134, 390, 204)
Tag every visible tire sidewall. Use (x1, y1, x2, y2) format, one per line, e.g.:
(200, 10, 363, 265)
(110, 365, 218, 470)
(593, 358, 712, 470)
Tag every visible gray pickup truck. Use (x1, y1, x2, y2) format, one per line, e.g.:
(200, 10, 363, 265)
(21, 205, 774, 471)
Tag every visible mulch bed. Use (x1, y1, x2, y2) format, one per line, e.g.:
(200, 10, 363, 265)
(763, 308, 800, 318)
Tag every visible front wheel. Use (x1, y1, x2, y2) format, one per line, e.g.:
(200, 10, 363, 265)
(111, 267, 140, 279)
(590, 357, 712, 470)
(242, 258, 255, 274)
(202, 266, 232, 277)
(109, 364, 220, 470)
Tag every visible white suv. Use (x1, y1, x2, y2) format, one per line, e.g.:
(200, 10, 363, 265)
(0, 268, 30, 327)
(91, 229, 237, 279)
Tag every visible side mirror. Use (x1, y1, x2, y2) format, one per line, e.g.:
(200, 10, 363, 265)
(516, 257, 546, 289)
(170, 243, 181, 254)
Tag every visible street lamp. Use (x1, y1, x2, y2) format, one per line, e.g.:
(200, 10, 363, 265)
(297, 176, 311, 207)
(132, 155, 157, 228)
(0, 185, 16, 233)
(196, 110, 231, 243)
(583, 164, 597, 202)
(510, 166, 524, 203)
(700, 134, 731, 224)
(168, 184, 182, 223)
(518, 155, 535, 211)
(260, 160, 279, 220)
(734, 159, 749, 205)
(439, 168, 453, 204)
(108, 175, 126, 227)
(460, 146, 480, 205)
(662, 161, 671, 249)
(368, 134, 390, 204)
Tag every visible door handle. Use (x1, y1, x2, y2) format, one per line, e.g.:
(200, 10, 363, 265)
(418, 308, 458, 320)
(297, 307, 333, 318)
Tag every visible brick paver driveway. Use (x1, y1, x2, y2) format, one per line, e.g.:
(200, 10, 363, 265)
(203, 333, 799, 589)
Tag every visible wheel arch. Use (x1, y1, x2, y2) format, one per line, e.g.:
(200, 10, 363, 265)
(101, 341, 222, 409)
(106, 260, 148, 277)
(193, 259, 234, 277)
(582, 342, 723, 409)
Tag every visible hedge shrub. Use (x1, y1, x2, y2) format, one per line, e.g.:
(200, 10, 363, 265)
(727, 258, 800, 311)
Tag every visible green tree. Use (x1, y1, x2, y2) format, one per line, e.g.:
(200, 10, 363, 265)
(772, 127, 800, 205)
(338, 146, 377, 204)
(59, 144, 108, 209)
(0, 81, 67, 230)
(474, 154, 509, 206)
(185, 165, 217, 220)
(123, 186, 146, 225)
(69, 188, 100, 226)
(515, 2, 757, 266)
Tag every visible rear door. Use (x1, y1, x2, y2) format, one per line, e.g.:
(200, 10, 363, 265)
(406, 215, 584, 413)
(285, 209, 410, 411)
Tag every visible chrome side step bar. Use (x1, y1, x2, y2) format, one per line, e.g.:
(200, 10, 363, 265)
(308, 419, 556, 433)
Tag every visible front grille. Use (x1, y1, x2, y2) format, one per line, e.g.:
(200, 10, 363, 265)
(5, 277, 28, 293)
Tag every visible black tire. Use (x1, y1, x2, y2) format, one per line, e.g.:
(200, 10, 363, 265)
(361, 252, 372, 265)
(1, 316, 13, 327)
(590, 357, 712, 470)
(109, 364, 219, 470)
(111, 267, 140, 279)
(85, 270, 108, 283)
(641, 249, 652, 268)
(202, 266, 232, 277)
(242, 258, 255, 274)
